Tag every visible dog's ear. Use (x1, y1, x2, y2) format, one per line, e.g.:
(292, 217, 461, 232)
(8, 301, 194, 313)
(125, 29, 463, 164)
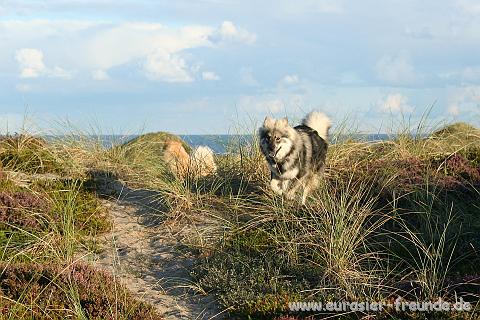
(263, 116, 274, 129)
(278, 117, 289, 127)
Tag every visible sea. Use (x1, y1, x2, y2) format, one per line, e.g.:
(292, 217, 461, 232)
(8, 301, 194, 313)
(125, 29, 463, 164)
(90, 134, 393, 154)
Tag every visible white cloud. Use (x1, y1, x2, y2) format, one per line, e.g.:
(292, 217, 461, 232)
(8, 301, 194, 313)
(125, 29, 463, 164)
(202, 71, 220, 81)
(238, 95, 284, 113)
(82, 23, 212, 70)
(375, 54, 416, 85)
(282, 74, 299, 85)
(50, 66, 72, 79)
(447, 85, 480, 116)
(91, 69, 109, 80)
(439, 66, 480, 83)
(455, 0, 480, 15)
(15, 48, 46, 78)
(209, 21, 257, 45)
(143, 50, 193, 83)
(2, 20, 255, 83)
(377, 93, 414, 114)
(15, 48, 72, 79)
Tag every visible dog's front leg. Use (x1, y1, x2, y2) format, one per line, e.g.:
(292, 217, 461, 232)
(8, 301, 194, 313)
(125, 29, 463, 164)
(281, 179, 291, 193)
(270, 178, 284, 195)
(285, 178, 302, 200)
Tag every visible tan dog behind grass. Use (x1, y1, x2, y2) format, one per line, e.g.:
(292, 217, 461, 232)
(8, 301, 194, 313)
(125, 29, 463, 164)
(163, 140, 217, 179)
(163, 140, 190, 178)
(190, 146, 217, 177)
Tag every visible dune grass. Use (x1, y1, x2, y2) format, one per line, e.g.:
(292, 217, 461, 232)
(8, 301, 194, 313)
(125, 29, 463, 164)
(0, 120, 479, 319)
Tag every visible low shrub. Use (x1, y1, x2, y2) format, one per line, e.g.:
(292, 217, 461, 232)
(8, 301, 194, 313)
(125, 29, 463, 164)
(0, 191, 51, 230)
(0, 262, 162, 319)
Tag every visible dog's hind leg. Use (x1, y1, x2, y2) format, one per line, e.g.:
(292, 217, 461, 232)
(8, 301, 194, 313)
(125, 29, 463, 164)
(301, 175, 319, 205)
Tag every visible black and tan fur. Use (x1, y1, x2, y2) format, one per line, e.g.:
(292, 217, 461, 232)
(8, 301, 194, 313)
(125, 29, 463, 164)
(259, 111, 331, 204)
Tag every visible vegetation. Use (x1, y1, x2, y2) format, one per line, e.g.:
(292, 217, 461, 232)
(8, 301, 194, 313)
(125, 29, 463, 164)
(0, 262, 161, 320)
(0, 133, 160, 319)
(116, 131, 192, 177)
(0, 119, 479, 319)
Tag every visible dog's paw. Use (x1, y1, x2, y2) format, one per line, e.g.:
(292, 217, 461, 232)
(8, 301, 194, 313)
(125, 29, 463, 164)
(284, 191, 296, 200)
(274, 189, 284, 196)
(270, 179, 284, 195)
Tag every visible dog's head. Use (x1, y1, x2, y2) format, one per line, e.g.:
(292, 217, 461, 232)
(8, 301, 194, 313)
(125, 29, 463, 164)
(258, 116, 296, 162)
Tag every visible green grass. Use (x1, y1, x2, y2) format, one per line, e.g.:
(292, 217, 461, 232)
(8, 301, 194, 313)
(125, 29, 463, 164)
(0, 135, 64, 174)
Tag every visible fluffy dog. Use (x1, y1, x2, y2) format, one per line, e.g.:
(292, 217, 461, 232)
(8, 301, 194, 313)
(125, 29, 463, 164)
(190, 146, 217, 177)
(259, 111, 331, 204)
(163, 141, 217, 179)
(163, 140, 190, 178)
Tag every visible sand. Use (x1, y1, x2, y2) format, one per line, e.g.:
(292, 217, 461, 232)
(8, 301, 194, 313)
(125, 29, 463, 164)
(84, 175, 226, 320)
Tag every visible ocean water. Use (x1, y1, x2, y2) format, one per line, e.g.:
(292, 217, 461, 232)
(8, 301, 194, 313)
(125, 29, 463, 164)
(92, 134, 392, 154)
(81, 134, 251, 153)
(181, 134, 394, 153)
(180, 135, 253, 153)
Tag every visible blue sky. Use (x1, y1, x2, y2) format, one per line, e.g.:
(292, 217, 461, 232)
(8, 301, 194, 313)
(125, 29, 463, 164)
(0, 0, 479, 134)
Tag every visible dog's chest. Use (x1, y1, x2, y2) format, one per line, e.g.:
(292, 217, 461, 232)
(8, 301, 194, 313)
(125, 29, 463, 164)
(270, 161, 285, 176)
(269, 156, 299, 180)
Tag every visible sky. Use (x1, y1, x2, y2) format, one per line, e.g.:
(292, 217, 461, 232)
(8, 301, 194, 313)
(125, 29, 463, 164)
(0, 0, 479, 134)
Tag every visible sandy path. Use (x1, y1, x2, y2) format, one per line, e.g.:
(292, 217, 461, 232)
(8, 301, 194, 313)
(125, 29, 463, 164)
(85, 175, 225, 320)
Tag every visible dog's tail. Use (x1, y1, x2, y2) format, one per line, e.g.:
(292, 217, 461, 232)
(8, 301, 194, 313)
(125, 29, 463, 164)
(302, 111, 332, 142)
(190, 146, 217, 176)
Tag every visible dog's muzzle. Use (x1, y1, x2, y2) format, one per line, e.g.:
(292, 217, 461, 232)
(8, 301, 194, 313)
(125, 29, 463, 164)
(269, 146, 282, 159)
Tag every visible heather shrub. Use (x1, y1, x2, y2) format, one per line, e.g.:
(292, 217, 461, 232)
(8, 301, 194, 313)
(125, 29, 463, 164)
(0, 262, 162, 319)
(0, 191, 51, 230)
(437, 154, 480, 182)
(193, 244, 308, 317)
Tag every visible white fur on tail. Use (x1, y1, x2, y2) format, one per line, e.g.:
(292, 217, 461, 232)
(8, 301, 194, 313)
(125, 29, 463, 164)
(302, 111, 332, 142)
(190, 146, 217, 176)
